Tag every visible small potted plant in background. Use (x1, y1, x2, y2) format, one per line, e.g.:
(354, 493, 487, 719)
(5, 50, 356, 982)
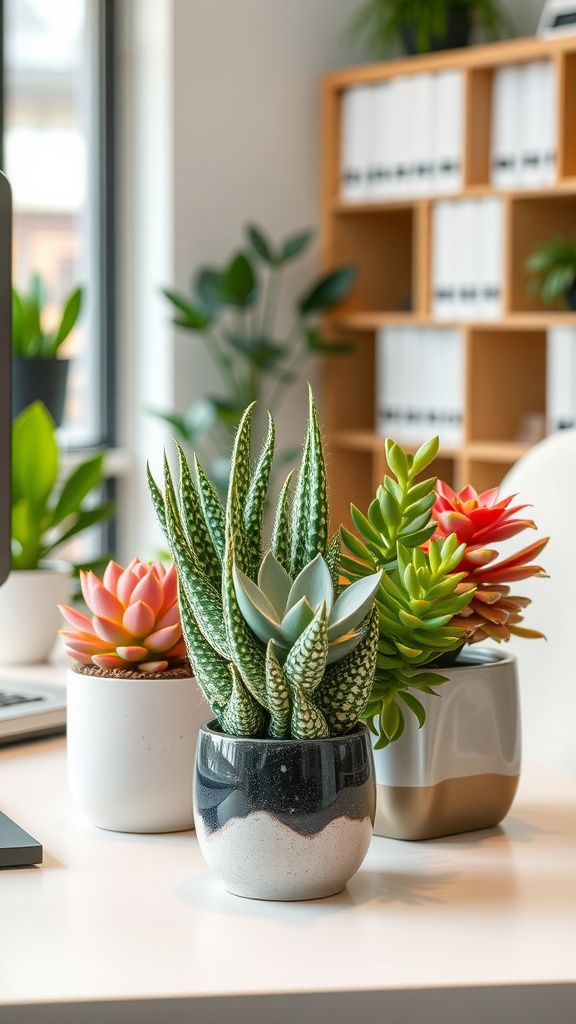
(344, 0, 513, 57)
(155, 222, 356, 497)
(148, 387, 382, 901)
(342, 437, 548, 840)
(0, 401, 113, 665)
(12, 274, 83, 425)
(60, 557, 208, 834)
(525, 232, 576, 310)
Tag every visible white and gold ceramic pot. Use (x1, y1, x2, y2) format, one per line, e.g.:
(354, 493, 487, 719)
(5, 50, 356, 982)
(372, 648, 520, 841)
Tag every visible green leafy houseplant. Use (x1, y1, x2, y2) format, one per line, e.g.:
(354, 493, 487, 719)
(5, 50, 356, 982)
(12, 274, 83, 359)
(11, 401, 113, 571)
(525, 233, 576, 309)
(156, 224, 356, 495)
(345, 0, 512, 56)
(148, 387, 381, 740)
(343, 436, 548, 749)
(12, 274, 84, 424)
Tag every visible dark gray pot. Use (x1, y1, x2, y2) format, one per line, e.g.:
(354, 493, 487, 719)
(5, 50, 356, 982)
(12, 356, 69, 425)
(401, 6, 472, 54)
(194, 721, 376, 901)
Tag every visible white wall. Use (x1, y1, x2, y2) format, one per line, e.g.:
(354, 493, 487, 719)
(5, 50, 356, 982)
(118, 0, 550, 558)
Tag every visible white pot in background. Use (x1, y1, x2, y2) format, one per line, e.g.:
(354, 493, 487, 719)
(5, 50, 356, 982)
(0, 562, 71, 664)
(67, 667, 209, 833)
(373, 648, 520, 840)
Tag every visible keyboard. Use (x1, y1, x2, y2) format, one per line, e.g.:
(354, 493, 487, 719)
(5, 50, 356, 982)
(0, 680, 66, 744)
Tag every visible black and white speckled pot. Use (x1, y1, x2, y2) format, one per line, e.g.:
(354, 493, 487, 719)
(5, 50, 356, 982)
(194, 721, 376, 901)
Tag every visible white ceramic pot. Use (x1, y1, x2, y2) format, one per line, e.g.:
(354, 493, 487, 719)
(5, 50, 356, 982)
(373, 648, 520, 840)
(67, 667, 209, 833)
(0, 562, 71, 664)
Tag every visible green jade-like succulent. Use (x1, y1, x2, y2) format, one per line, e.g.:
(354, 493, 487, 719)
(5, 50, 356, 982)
(148, 388, 381, 740)
(342, 437, 476, 747)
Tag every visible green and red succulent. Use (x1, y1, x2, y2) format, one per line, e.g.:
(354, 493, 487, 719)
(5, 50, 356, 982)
(429, 481, 548, 645)
(342, 437, 548, 747)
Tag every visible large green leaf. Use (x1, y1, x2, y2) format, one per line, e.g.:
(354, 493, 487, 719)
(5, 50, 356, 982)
(12, 402, 58, 507)
(51, 286, 83, 354)
(281, 228, 313, 262)
(298, 264, 356, 315)
(162, 288, 211, 330)
(51, 453, 105, 526)
(221, 252, 257, 308)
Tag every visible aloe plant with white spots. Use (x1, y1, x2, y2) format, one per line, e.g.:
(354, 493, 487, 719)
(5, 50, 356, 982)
(148, 387, 381, 740)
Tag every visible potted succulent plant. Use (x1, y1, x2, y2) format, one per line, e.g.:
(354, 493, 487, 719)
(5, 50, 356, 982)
(525, 233, 576, 310)
(148, 387, 382, 901)
(12, 274, 83, 425)
(59, 557, 208, 833)
(0, 401, 113, 665)
(342, 436, 548, 840)
(344, 0, 513, 57)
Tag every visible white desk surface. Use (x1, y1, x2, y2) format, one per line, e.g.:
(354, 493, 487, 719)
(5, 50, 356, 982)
(1, 666, 576, 1024)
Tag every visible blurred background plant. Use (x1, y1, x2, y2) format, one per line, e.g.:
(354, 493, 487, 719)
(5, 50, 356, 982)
(12, 273, 84, 425)
(11, 401, 113, 573)
(525, 232, 576, 310)
(344, 0, 513, 57)
(154, 222, 356, 497)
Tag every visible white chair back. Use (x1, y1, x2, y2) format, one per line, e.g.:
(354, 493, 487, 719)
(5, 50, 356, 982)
(498, 430, 576, 777)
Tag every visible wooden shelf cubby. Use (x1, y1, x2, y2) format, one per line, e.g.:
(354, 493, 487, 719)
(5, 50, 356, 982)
(320, 33, 576, 530)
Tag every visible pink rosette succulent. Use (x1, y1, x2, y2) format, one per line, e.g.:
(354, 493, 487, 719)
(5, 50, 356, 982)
(59, 558, 187, 673)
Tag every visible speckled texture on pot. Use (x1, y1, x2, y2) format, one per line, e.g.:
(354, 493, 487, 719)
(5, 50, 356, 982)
(193, 721, 376, 901)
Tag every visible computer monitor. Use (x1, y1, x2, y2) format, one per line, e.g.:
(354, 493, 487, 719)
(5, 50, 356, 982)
(0, 171, 11, 586)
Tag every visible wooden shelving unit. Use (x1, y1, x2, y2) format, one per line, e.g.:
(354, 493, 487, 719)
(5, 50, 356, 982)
(320, 34, 576, 529)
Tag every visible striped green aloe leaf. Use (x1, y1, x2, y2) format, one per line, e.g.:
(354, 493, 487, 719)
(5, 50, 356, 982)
(147, 462, 167, 541)
(325, 532, 342, 592)
(174, 442, 221, 584)
(243, 413, 275, 577)
(271, 469, 294, 572)
(220, 663, 266, 738)
(290, 687, 329, 739)
(222, 541, 268, 706)
(265, 641, 291, 739)
(177, 581, 231, 716)
(283, 601, 329, 696)
(163, 476, 230, 660)
(194, 455, 226, 562)
(317, 605, 379, 735)
(225, 404, 255, 577)
(289, 387, 329, 577)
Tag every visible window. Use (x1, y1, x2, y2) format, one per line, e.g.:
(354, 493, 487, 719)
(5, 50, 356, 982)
(1, 0, 116, 450)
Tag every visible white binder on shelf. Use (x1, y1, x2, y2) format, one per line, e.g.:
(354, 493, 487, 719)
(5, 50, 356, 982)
(377, 327, 401, 439)
(477, 196, 504, 321)
(432, 200, 458, 321)
(368, 81, 393, 202)
(389, 75, 413, 199)
(540, 59, 558, 185)
(433, 69, 463, 195)
(518, 62, 548, 188)
(491, 64, 521, 189)
(547, 327, 576, 431)
(410, 73, 435, 197)
(340, 84, 372, 202)
(454, 199, 479, 321)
